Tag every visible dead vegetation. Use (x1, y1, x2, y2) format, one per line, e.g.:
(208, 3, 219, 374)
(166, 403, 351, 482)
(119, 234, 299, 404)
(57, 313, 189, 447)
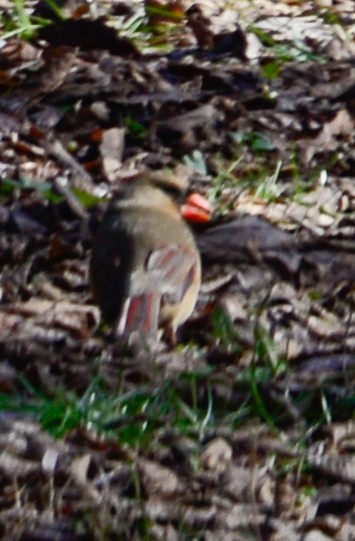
(0, 0, 355, 539)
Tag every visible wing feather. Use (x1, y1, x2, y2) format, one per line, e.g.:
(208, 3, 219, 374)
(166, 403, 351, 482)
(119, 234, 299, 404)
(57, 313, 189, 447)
(117, 243, 197, 335)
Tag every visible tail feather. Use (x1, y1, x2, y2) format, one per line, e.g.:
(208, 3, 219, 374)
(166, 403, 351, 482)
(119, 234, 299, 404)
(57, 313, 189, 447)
(117, 291, 161, 336)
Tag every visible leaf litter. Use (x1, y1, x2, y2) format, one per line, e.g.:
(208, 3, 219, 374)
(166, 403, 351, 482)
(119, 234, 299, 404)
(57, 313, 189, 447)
(0, 0, 355, 539)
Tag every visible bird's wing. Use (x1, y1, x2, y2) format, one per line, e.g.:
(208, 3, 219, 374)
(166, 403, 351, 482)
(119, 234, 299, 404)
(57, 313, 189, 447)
(117, 244, 196, 336)
(146, 244, 197, 304)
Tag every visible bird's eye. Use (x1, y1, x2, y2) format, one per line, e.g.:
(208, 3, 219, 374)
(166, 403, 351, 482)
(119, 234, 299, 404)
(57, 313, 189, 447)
(156, 183, 183, 201)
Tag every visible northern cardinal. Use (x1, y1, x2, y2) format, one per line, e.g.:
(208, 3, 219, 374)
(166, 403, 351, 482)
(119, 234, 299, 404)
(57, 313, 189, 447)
(90, 172, 212, 341)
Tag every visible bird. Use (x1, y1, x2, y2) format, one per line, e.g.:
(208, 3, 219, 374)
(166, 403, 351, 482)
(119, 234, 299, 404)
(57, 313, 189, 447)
(90, 171, 212, 342)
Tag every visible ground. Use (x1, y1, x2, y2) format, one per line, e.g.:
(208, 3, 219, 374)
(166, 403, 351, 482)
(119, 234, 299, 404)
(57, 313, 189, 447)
(0, 1, 355, 540)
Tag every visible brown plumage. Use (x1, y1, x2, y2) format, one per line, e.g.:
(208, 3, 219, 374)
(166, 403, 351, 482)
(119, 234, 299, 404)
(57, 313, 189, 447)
(90, 173, 212, 341)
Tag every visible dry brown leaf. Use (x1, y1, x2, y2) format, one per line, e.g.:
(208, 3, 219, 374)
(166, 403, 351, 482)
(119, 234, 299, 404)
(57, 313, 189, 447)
(138, 458, 184, 497)
(201, 438, 232, 472)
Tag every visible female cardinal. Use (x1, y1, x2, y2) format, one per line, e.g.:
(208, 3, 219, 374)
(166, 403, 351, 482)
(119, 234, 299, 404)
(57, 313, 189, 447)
(90, 172, 212, 341)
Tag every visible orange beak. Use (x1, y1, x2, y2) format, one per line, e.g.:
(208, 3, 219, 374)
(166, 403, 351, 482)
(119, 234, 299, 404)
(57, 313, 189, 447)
(180, 192, 213, 223)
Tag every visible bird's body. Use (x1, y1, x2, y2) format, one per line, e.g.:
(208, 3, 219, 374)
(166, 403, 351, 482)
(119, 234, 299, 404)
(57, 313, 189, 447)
(90, 174, 210, 340)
